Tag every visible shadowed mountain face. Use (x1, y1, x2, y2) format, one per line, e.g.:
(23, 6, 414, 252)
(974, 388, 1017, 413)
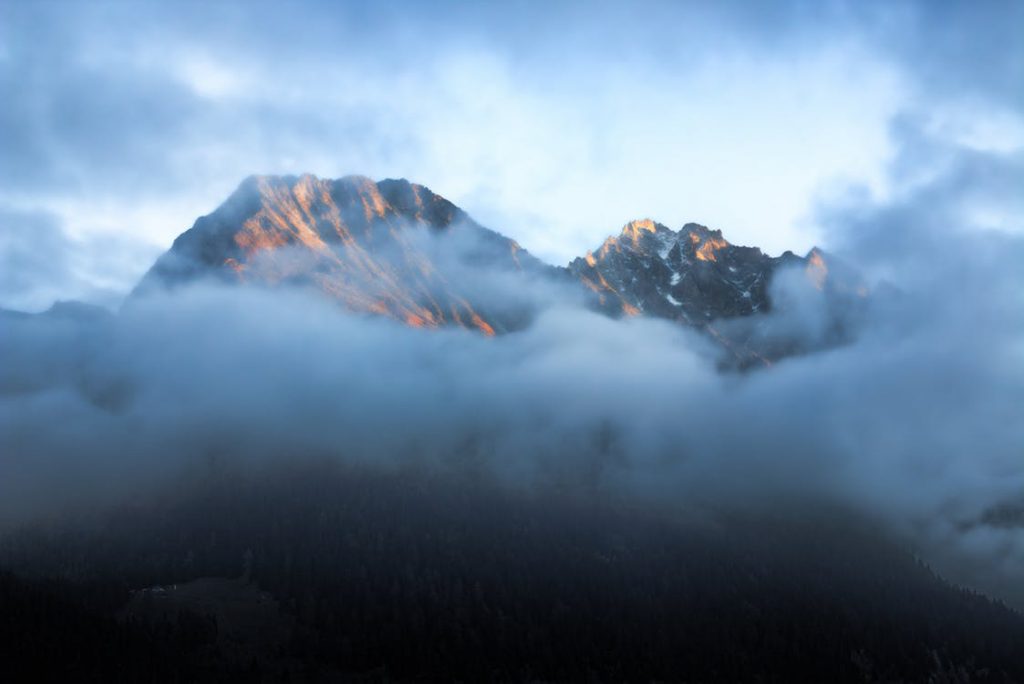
(135, 174, 865, 361)
(570, 220, 801, 322)
(569, 219, 869, 365)
(135, 174, 543, 335)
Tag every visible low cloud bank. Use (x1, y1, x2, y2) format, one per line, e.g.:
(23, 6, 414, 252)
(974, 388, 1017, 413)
(2, 222, 1022, 610)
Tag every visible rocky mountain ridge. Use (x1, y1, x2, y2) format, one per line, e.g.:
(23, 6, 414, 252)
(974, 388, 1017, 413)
(135, 174, 546, 335)
(133, 174, 866, 363)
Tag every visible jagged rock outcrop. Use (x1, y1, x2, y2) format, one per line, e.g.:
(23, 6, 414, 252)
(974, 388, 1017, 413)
(568, 219, 803, 323)
(568, 219, 867, 365)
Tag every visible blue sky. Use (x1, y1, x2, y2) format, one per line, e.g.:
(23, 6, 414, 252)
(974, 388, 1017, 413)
(1, 0, 1022, 310)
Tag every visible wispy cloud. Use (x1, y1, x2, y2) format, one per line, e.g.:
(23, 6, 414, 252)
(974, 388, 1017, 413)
(12, 0, 1020, 308)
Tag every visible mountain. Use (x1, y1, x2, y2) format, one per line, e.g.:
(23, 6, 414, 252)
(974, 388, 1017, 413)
(135, 174, 865, 362)
(569, 219, 802, 322)
(135, 174, 545, 335)
(569, 219, 868, 365)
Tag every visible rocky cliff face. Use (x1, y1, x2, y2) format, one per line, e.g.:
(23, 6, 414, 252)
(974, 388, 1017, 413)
(568, 219, 802, 323)
(567, 219, 868, 365)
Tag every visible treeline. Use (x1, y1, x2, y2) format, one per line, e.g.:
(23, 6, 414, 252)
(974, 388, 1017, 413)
(2, 461, 1023, 682)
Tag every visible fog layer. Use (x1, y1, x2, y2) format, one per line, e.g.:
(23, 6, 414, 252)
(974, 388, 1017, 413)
(2, 160, 1022, 607)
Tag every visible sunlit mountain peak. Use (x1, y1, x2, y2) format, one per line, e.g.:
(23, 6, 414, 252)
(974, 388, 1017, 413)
(134, 174, 544, 336)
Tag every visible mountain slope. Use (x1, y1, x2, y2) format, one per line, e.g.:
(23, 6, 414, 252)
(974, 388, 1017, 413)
(135, 174, 543, 335)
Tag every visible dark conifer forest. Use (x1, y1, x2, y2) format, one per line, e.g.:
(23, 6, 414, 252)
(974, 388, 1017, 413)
(3, 462, 1023, 682)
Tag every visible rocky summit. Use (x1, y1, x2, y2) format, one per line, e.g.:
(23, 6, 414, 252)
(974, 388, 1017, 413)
(135, 174, 544, 335)
(569, 219, 803, 323)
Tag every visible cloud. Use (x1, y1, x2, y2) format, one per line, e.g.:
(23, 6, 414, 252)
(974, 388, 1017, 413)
(0, 0, 914, 300)
(5, 0, 1020, 310)
(0, 209, 76, 310)
(2, 145, 1022, 604)
(0, 206, 161, 311)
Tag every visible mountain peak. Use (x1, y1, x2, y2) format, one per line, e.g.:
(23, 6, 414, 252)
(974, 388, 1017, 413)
(619, 218, 667, 242)
(133, 174, 540, 335)
(580, 219, 670, 266)
(133, 173, 864, 366)
(568, 217, 847, 343)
